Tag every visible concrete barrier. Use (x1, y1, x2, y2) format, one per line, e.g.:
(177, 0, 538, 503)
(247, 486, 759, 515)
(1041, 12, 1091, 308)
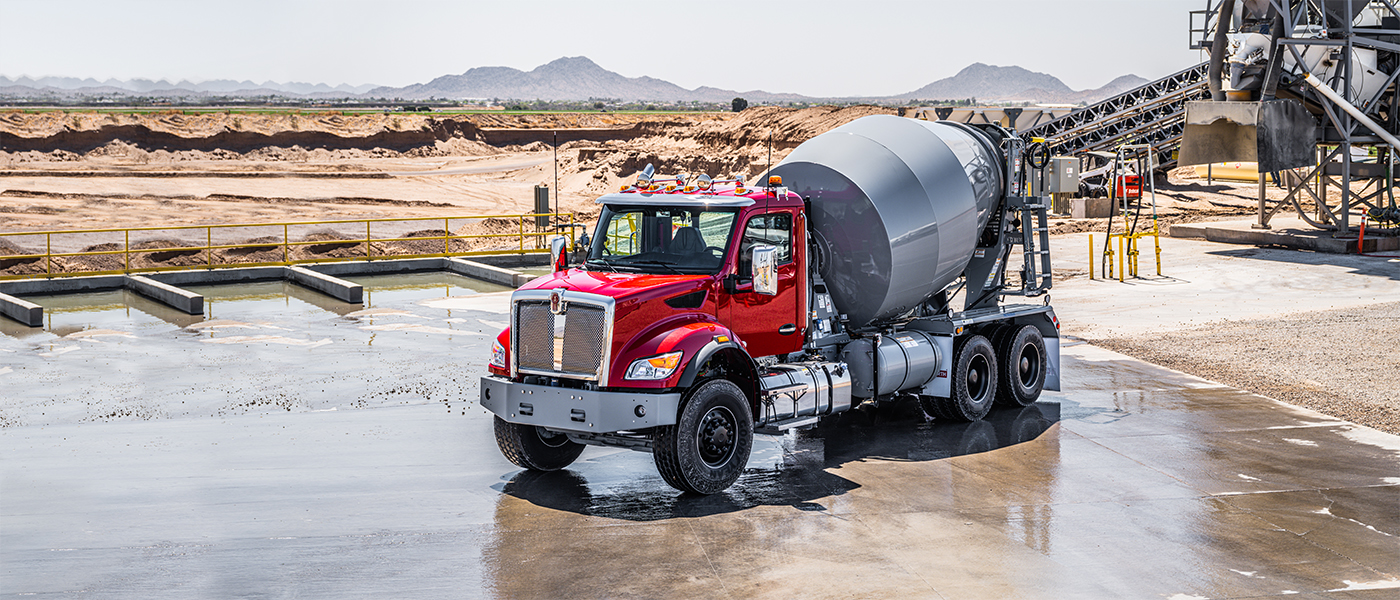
(0, 292, 42, 327)
(307, 258, 447, 277)
(287, 266, 363, 303)
(149, 267, 287, 286)
(447, 258, 536, 287)
(1072, 197, 1117, 219)
(0, 275, 127, 296)
(126, 276, 204, 315)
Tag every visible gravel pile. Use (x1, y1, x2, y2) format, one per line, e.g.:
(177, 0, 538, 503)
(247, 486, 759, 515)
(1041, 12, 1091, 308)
(1092, 301, 1400, 435)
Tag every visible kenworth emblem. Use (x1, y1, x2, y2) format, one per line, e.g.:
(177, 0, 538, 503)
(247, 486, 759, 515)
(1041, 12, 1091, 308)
(550, 288, 568, 315)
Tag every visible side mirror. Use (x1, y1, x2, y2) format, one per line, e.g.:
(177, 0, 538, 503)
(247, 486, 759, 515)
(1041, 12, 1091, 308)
(550, 236, 568, 272)
(751, 245, 777, 295)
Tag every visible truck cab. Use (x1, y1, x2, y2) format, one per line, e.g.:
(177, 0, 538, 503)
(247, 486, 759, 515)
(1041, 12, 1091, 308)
(483, 175, 806, 494)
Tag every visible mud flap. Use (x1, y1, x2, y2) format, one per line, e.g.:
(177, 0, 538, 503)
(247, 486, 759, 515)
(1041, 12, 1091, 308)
(1043, 336, 1061, 392)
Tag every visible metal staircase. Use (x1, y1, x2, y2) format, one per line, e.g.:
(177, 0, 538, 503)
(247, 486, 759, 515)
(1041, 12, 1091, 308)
(1021, 62, 1211, 171)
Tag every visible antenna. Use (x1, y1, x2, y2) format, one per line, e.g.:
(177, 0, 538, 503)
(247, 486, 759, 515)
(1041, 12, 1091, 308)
(767, 129, 773, 177)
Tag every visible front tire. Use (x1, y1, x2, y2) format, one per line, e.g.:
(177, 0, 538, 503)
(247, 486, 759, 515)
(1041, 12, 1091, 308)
(494, 416, 585, 471)
(654, 379, 753, 495)
(921, 334, 997, 422)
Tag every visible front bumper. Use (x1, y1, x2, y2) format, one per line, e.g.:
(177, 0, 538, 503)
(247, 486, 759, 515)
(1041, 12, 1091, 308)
(479, 376, 682, 434)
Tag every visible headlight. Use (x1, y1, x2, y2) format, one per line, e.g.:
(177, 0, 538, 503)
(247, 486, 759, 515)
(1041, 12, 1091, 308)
(490, 339, 507, 369)
(625, 351, 683, 381)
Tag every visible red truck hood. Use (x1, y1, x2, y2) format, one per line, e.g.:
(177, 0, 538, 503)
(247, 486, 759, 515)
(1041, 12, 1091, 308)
(519, 268, 711, 302)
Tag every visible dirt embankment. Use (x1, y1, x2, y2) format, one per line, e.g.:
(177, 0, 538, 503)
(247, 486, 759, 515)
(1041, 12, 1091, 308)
(0, 111, 733, 155)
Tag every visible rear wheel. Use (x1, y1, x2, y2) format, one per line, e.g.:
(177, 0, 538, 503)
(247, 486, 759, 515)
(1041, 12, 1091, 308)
(493, 417, 585, 471)
(654, 379, 753, 495)
(994, 325, 1047, 407)
(921, 334, 997, 422)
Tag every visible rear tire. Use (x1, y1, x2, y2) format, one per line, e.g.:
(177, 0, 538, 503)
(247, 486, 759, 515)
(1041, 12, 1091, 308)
(994, 325, 1047, 407)
(920, 334, 996, 422)
(654, 379, 753, 495)
(494, 416, 585, 471)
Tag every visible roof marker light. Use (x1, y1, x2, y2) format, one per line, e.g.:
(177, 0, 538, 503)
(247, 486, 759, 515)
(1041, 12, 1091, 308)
(768, 175, 782, 186)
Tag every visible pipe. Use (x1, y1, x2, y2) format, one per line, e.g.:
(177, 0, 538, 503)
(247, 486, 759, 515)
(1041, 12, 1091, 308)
(1260, 13, 1286, 101)
(1209, 0, 1238, 101)
(1302, 73, 1400, 148)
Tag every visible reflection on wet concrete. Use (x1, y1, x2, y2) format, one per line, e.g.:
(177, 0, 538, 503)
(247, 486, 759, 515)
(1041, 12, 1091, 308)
(481, 345, 1400, 599)
(498, 402, 1058, 522)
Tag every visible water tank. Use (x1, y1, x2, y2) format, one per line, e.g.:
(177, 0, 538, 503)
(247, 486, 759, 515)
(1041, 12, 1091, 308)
(770, 115, 1004, 327)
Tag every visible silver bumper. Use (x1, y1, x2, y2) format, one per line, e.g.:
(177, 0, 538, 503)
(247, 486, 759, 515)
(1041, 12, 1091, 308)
(479, 376, 682, 434)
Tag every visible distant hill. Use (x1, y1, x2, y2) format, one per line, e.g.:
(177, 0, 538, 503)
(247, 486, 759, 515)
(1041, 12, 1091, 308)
(1, 58, 1149, 106)
(893, 63, 1149, 104)
(370, 56, 808, 103)
(0, 75, 377, 97)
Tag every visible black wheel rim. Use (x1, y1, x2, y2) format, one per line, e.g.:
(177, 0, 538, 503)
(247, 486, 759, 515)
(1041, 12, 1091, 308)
(536, 427, 570, 448)
(967, 354, 991, 403)
(697, 406, 738, 468)
(1017, 344, 1041, 389)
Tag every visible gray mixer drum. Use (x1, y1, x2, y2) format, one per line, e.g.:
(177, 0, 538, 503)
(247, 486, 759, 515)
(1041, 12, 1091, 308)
(770, 115, 1004, 327)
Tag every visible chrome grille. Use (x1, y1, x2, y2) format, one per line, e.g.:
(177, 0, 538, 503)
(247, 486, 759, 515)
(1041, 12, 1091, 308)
(561, 305, 606, 374)
(515, 301, 556, 372)
(512, 291, 613, 384)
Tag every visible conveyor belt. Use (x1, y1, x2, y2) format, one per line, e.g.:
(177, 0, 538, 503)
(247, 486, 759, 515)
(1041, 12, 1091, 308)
(1021, 62, 1210, 170)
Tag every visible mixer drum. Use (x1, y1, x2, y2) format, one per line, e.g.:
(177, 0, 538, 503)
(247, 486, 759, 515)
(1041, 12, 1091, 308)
(770, 115, 1004, 327)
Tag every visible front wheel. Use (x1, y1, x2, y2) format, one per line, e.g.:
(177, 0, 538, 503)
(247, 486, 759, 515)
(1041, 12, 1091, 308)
(653, 379, 753, 495)
(493, 416, 585, 471)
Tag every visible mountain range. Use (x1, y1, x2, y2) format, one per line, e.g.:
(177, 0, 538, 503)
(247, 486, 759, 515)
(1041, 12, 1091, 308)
(1, 57, 1149, 105)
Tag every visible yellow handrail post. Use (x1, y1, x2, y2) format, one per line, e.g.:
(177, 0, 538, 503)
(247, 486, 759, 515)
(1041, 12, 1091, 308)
(206, 227, 213, 269)
(282, 224, 289, 265)
(519, 217, 524, 251)
(46, 233, 52, 277)
(444, 218, 450, 255)
(365, 221, 372, 259)
(1154, 220, 1163, 276)
(1088, 234, 1094, 280)
(1118, 235, 1125, 283)
(124, 229, 130, 272)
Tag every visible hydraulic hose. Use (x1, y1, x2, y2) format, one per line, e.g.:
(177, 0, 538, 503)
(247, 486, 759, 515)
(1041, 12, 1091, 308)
(1209, 0, 1238, 101)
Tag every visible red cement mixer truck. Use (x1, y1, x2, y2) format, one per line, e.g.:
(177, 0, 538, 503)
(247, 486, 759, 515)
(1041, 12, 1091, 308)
(480, 115, 1061, 494)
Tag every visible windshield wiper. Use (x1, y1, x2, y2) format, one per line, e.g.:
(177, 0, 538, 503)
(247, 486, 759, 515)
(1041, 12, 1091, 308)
(628, 260, 685, 274)
(585, 258, 622, 272)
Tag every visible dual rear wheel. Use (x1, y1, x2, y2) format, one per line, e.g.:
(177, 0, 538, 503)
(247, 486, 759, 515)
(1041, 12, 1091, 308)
(921, 325, 1047, 422)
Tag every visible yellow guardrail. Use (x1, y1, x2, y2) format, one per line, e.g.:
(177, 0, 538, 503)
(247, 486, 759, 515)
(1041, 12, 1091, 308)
(0, 213, 576, 281)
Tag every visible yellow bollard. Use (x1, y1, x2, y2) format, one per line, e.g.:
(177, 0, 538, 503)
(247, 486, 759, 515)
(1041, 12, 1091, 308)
(1088, 234, 1094, 280)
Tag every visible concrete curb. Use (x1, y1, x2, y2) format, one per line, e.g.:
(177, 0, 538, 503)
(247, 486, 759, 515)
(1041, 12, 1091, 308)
(287, 266, 363, 303)
(0, 292, 42, 327)
(126, 275, 204, 315)
(447, 258, 534, 287)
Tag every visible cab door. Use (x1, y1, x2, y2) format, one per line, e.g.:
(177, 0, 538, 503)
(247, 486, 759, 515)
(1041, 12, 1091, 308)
(726, 209, 803, 358)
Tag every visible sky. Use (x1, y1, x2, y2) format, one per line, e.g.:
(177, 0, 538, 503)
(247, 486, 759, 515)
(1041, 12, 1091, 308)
(0, 0, 1209, 97)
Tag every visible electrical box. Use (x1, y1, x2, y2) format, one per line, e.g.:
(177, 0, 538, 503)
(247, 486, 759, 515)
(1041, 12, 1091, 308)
(1049, 156, 1079, 193)
(534, 185, 551, 228)
(1030, 156, 1079, 196)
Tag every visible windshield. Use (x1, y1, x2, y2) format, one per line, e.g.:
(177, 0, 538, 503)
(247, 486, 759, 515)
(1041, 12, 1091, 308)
(586, 205, 738, 274)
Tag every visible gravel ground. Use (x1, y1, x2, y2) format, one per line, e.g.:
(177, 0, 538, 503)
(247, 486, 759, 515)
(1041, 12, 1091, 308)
(1091, 301, 1400, 435)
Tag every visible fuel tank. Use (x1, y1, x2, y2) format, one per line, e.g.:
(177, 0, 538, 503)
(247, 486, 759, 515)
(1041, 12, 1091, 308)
(769, 115, 1004, 327)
